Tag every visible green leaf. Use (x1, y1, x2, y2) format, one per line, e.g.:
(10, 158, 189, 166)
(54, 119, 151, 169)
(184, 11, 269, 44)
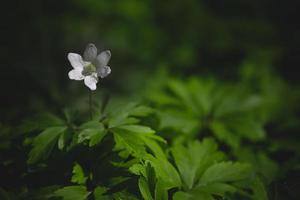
(157, 110, 200, 135)
(144, 154, 181, 189)
(22, 113, 65, 133)
(210, 121, 240, 149)
(78, 121, 106, 146)
(106, 102, 148, 128)
(188, 78, 215, 116)
(199, 162, 252, 186)
(117, 125, 155, 134)
(229, 118, 265, 141)
(173, 191, 214, 200)
(196, 182, 237, 196)
(130, 106, 154, 117)
(28, 126, 67, 164)
(54, 186, 90, 200)
(251, 177, 268, 200)
(111, 191, 139, 200)
(71, 163, 87, 185)
(154, 179, 168, 200)
(168, 79, 197, 112)
(138, 177, 153, 200)
(172, 138, 224, 189)
(58, 130, 72, 150)
(112, 128, 146, 158)
(93, 186, 110, 200)
(112, 125, 164, 158)
(235, 148, 278, 184)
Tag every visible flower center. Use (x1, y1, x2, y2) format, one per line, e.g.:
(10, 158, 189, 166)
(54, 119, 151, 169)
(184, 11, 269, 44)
(82, 63, 96, 76)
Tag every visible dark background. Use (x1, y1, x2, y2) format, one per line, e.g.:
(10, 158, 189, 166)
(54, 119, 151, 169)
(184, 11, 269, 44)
(1, 0, 300, 123)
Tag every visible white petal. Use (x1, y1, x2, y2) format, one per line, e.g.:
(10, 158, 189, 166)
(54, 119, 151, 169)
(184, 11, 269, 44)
(83, 43, 97, 61)
(84, 75, 98, 90)
(96, 50, 111, 67)
(68, 69, 84, 80)
(97, 66, 111, 78)
(68, 53, 84, 69)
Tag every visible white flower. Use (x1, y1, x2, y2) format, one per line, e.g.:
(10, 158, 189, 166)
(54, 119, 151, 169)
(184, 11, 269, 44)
(67, 43, 111, 90)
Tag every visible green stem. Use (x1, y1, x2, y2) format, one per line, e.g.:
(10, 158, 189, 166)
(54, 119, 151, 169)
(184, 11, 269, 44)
(89, 90, 92, 120)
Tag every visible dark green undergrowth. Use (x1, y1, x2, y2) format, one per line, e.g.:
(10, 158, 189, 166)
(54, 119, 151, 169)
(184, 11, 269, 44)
(1, 65, 299, 200)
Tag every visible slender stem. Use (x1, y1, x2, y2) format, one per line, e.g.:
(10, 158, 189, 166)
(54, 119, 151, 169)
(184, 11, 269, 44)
(89, 90, 92, 120)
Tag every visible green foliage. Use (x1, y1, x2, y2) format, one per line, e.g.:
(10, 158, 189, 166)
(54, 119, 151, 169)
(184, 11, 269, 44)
(147, 77, 266, 149)
(71, 163, 88, 185)
(28, 126, 67, 164)
(78, 121, 106, 147)
(2, 70, 299, 200)
(172, 138, 224, 190)
(54, 186, 90, 200)
(2, 1, 300, 199)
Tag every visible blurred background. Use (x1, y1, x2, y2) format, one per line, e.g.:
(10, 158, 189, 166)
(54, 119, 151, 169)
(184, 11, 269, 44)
(1, 0, 300, 123)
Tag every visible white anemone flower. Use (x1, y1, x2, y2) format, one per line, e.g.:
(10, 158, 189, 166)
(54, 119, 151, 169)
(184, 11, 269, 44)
(68, 43, 111, 90)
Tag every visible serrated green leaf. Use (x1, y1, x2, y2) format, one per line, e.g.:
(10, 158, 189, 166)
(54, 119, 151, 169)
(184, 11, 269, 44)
(112, 128, 146, 158)
(54, 186, 90, 200)
(28, 126, 67, 164)
(112, 125, 164, 158)
(196, 182, 237, 196)
(210, 121, 240, 149)
(172, 139, 224, 189)
(78, 121, 106, 146)
(144, 154, 181, 189)
(129, 163, 146, 176)
(71, 163, 87, 185)
(199, 162, 252, 186)
(168, 79, 197, 112)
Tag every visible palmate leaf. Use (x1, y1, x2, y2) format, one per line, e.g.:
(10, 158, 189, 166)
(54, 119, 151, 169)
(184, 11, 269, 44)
(172, 138, 224, 190)
(210, 118, 265, 149)
(54, 186, 90, 200)
(28, 126, 67, 164)
(210, 121, 241, 149)
(111, 125, 165, 158)
(131, 159, 177, 200)
(143, 154, 182, 189)
(105, 102, 154, 128)
(150, 77, 266, 147)
(78, 121, 106, 147)
(170, 138, 255, 199)
(173, 183, 236, 200)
